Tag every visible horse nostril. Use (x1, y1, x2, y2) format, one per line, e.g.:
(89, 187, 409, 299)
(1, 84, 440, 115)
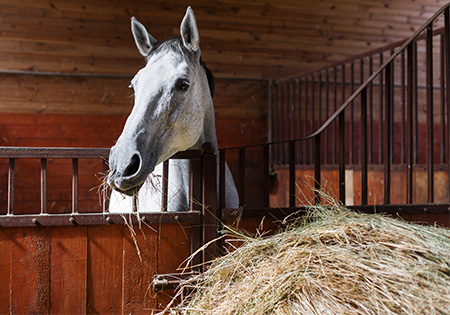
(123, 154, 141, 178)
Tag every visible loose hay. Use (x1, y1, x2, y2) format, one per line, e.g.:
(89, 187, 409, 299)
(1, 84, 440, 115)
(172, 202, 450, 314)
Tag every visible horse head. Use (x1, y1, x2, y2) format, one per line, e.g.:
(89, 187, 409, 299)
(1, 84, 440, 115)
(108, 7, 216, 196)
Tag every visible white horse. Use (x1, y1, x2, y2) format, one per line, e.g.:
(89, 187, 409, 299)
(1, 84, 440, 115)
(107, 7, 239, 212)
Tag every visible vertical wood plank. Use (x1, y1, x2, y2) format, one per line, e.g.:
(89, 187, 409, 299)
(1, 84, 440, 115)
(86, 225, 123, 314)
(50, 226, 87, 314)
(156, 223, 191, 310)
(10, 227, 51, 314)
(0, 228, 11, 314)
(122, 224, 158, 314)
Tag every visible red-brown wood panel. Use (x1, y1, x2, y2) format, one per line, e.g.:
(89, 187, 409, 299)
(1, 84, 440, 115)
(122, 223, 158, 314)
(0, 228, 11, 314)
(50, 226, 88, 314)
(156, 223, 191, 310)
(10, 227, 51, 314)
(86, 225, 124, 314)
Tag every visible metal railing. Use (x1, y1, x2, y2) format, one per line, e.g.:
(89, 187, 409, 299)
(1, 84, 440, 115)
(0, 148, 215, 229)
(220, 3, 450, 220)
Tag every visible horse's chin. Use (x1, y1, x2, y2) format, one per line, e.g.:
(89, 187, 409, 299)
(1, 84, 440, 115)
(113, 184, 143, 197)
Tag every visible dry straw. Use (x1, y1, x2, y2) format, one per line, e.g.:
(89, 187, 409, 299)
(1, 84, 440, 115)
(169, 194, 450, 314)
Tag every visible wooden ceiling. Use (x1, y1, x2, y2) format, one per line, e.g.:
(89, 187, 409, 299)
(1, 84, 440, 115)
(0, 0, 448, 80)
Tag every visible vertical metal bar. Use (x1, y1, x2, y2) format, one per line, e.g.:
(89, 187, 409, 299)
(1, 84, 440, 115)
(339, 110, 346, 204)
(72, 158, 78, 214)
(379, 52, 384, 164)
(311, 74, 315, 163)
(189, 158, 202, 211)
(361, 88, 368, 205)
(220, 150, 227, 210)
(202, 153, 218, 265)
(369, 56, 374, 164)
(263, 145, 270, 207)
(289, 141, 296, 208)
(333, 67, 338, 164)
(281, 84, 286, 164)
(390, 49, 395, 164)
(350, 62, 354, 164)
(407, 43, 415, 204)
(7, 158, 15, 215)
(426, 25, 434, 203)
(384, 63, 392, 205)
(273, 83, 279, 164)
(268, 80, 274, 166)
(342, 64, 346, 164)
(414, 42, 419, 164)
(102, 160, 109, 213)
(445, 7, 450, 202)
(162, 160, 169, 212)
(41, 158, 47, 214)
(304, 78, 309, 163)
(401, 50, 406, 164)
(325, 70, 330, 164)
(314, 135, 321, 205)
(298, 80, 303, 163)
(441, 34, 446, 164)
(238, 148, 245, 207)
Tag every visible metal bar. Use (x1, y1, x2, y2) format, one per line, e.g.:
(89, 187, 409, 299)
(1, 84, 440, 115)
(162, 160, 169, 212)
(263, 145, 270, 207)
(102, 160, 109, 213)
(390, 49, 395, 164)
(41, 158, 47, 214)
(289, 141, 296, 208)
(295, 79, 300, 164)
(426, 25, 434, 203)
(361, 88, 368, 205)
(7, 158, 15, 215)
(0, 212, 202, 227)
(314, 135, 321, 205)
(414, 42, 419, 164)
(305, 78, 309, 163)
(238, 148, 245, 207)
(333, 67, 338, 164)
(219, 150, 226, 210)
(401, 50, 406, 164)
(342, 64, 346, 164)
(379, 52, 384, 164)
(407, 43, 415, 204)
(268, 80, 274, 165)
(384, 62, 392, 205)
(72, 158, 79, 214)
(339, 111, 346, 204)
(445, 7, 450, 203)
(202, 153, 218, 266)
(350, 62, 354, 164)
(441, 34, 446, 164)
(325, 70, 330, 164)
(0, 147, 109, 159)
(369, 56, 374, 164)
(311, 74, 315, 163)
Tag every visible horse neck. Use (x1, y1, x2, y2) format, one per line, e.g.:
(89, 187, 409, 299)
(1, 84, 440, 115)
(192, 96, 218, 153)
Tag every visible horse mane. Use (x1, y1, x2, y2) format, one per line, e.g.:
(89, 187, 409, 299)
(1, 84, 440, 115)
(146, 37, 215, 97)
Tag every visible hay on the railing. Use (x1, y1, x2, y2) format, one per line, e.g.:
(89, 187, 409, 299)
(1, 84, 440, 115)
(169, 198, 450, 314)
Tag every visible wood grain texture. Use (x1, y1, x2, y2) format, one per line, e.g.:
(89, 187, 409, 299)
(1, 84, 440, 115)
(0, 0, 447, 79)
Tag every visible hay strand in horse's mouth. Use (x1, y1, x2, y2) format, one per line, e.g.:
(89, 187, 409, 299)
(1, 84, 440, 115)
(163, 194, 450, 314)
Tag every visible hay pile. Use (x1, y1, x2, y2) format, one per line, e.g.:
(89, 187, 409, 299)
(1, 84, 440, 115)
(174, 203, 450, 314)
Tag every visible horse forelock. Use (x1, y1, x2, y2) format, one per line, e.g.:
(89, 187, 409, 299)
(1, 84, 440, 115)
(145, 37, 214, 97)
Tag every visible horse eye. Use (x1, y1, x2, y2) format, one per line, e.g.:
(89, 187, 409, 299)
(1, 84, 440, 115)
(176, 80, 190, 92)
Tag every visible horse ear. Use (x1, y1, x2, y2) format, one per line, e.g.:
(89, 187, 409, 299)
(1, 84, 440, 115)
(180, 7, 200, 54)
(131, 17, 157, 57)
